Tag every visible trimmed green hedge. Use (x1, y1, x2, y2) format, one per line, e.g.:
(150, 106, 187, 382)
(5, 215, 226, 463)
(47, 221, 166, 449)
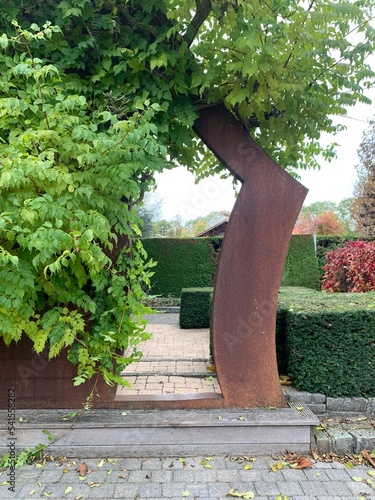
(142, 238, 215, 297)
(280, 235, 320, 289)
(143, 234, 320, 297)
(282, 289, 375, 397)
(179, 287, 213, 329)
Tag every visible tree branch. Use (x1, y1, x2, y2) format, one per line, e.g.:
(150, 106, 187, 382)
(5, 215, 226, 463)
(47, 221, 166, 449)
(184, 0, 212, 47)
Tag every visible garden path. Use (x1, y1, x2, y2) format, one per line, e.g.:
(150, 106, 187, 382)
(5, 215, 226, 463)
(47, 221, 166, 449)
(117, 314, 222, 397)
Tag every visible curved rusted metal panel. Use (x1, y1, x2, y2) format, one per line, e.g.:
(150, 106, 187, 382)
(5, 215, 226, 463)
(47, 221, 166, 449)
(193, 105, 308, 408)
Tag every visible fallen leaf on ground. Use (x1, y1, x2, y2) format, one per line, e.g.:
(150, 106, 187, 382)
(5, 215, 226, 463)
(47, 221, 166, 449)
(77, 463, 87, 477)
(271, 462, 288, 472)
(289, 456, 313, 469)
(207, 365, 216, 372)
(362, 449, 375, 468)
(279, 376, 292, 386)
(200, 460, 212, 469)
(64, 486, 72, 494)
(87, 481, 101, 488)
(227, 488, 254, 499)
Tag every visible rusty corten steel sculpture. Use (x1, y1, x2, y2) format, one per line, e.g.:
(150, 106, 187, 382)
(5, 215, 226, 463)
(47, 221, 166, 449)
(193, 105, 308, 408)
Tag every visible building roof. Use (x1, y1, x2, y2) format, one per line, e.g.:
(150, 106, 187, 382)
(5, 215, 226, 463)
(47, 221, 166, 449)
(195, 218, 229, 237)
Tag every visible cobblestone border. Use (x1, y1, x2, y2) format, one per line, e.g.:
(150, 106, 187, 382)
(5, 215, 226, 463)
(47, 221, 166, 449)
(284, 387, 375, 418)
(284, 387, 375, 455)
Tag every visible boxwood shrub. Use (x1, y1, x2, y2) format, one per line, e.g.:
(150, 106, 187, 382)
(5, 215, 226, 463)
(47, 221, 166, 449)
(284, 290, 375, 397)
(179, 287, 213, 329)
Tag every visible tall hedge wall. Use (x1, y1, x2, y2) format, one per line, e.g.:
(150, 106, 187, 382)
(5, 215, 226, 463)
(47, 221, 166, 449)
(142, 235, 320, 296)
(142, 238, 215, 296)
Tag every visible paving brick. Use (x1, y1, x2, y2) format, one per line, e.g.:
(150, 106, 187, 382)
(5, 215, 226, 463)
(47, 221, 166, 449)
(87, 483, 117, 497)
(214, 469, 241, 482)
(161, 482, 193, 498)
(127, 470, 152, 482)
(276, 480, 304, 496)
(324, 468, 352, 481)
(300, 480, 329, 496)
(113, 483, 140, 498)
(323, 480, 354, 496)
(137, 482, 162, 498)
(254, 481, 281, 495)
(326, 396, 368, 413)
(303, 469, 329, 481)
(350, 429, 375, 453)
(141, 458, 163, 470)
(172, 469, 196, 482)
(150, 470, 173, 483)
(183, 482, 210, 497)
(326, 427, 354, 454)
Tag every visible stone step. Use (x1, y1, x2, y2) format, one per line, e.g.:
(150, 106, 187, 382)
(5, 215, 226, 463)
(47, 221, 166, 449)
(0, 403, 318, 459)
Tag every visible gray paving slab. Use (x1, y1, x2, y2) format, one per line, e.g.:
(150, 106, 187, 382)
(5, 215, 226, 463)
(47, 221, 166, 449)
(1, 455, 375, 499)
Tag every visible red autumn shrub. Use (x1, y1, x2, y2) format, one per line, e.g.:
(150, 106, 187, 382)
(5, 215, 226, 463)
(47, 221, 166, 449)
(322, 240, 375, 292)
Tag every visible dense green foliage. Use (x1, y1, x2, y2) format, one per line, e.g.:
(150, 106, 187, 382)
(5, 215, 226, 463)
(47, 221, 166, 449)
(179, 287, 213, 329)
(0, 22, 159, 386)
(278, 288, 375, 397)
(144, 235, 320, 296)
(142, 238, 215, 296)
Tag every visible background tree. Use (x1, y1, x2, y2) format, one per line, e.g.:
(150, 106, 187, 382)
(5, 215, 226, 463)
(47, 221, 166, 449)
(293, 200, 355, 235)
(352, 118, 375, 236)
(1, 0, 375, 384)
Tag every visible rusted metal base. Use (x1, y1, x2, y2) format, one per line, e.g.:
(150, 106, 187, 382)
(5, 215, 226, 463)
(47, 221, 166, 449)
(193, 105, 308, 408)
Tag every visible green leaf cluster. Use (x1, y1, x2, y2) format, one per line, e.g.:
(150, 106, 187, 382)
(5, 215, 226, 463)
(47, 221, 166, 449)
(0, 22, 160, 386)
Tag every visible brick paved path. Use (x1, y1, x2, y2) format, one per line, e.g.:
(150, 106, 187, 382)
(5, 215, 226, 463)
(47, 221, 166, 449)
(2, 455, 374, 499)
(117, 314, 221, 397)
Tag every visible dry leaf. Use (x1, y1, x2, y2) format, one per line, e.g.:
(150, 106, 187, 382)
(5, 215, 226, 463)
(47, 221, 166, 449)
(64, 486, 72, 494)
(87, 481, 101, 488)
(78, 462, 87, 477)
(206, 364, 216, 372)
(362, 449, 375, 468)
(279, 375, 292, 386)
(227, 488, 254, 499)
(271, 462, 288, 472)
(289, 456, 313, 469)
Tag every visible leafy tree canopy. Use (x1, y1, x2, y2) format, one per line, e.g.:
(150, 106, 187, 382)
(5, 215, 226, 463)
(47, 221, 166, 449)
(296, 199, 356, 234)
(1, 0, 375, 176)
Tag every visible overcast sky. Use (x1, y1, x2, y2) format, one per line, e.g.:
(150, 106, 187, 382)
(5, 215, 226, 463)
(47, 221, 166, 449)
(153, 85, 375, 221)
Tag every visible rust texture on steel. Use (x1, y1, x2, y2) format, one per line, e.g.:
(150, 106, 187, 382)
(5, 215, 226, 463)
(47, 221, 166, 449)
(193, 105, 308, 408)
